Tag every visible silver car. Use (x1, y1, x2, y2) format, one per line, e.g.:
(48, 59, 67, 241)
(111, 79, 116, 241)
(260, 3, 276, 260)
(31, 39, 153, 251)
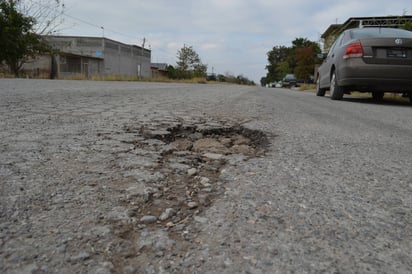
(317, 27, 412, 102)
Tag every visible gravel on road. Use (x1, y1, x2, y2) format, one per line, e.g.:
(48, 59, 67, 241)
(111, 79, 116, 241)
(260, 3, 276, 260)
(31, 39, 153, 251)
(0, 79, 411, 273)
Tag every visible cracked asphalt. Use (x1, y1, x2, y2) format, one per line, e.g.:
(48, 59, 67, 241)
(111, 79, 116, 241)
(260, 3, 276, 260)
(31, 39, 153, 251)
(0, 79, 411, 273)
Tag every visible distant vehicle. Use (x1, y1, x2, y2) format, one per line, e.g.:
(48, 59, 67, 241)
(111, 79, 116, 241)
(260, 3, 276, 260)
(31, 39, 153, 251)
(269, 81, 282, 88)
(281, 74, 298, 88)
(317, 27, 412, 102)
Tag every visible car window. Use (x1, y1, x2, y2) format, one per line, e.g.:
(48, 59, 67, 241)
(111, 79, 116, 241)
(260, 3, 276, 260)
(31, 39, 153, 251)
(285, 74, 296, 80)
(351, 28, 412, 39)
(341, 31, 351, 44)
(327, 34, 343, 57)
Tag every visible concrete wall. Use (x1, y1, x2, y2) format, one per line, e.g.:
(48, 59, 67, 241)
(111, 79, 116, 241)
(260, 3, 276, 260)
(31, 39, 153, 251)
(21, 55, 53, 78)
(57, 54, 103, 78)
(103, 40, 151, 77)
(41, 36, 152, 78)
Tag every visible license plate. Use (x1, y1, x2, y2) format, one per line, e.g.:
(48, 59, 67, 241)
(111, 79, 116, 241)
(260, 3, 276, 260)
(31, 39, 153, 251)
(387, 48, 407, 58)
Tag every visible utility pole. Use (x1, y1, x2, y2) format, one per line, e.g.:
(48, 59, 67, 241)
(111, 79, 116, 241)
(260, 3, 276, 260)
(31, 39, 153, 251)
(140, 38, 146, 78)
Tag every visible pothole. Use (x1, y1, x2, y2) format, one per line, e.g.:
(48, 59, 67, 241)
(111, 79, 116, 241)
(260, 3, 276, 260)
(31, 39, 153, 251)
(117, 122, 270, 238)
(140, 124, 269, 156)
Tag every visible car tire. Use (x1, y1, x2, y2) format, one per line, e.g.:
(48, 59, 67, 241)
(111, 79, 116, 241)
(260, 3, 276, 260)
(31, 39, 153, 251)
(316, 77, 326, 96)
(330, 71, 344, 100)
(408, 93, 412, 104)
(372, 92, 384, 101)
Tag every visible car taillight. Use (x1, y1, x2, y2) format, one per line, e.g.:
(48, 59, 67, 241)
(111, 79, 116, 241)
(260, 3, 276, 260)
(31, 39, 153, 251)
(343, 42, 364, 59)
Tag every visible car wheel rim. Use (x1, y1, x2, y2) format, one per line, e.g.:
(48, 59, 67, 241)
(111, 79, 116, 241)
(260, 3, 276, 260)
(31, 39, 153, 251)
(330, 74, 336, 95)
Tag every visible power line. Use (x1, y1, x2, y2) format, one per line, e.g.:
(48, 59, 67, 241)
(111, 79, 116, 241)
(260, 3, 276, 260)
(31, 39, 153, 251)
(64, 12, 176, 61)
(62, 12, 138, 40)
(63, 12, 102, 30)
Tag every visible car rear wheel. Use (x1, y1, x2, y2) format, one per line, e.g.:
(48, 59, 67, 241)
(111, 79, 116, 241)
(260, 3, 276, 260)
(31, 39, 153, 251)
(316, 77, 326, 96)
(330, 71, 344, 100)
(330, 72, 345, 100)
(408, 93, 412, 104)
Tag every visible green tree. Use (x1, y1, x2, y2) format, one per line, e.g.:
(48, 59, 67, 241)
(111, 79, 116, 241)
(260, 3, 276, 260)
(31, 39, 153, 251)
(275, 61, 290, 80)
(176, 45, 207, 79)
(402, 21, 412, 31)
(292, 37, 320, 50)
(265, 38, 321, 83)
(294, 47, 317, 82)
(265, 45, 292, 82)
(0, 0, 48, 76)
(166, 65, 176, 79)
(260, 76, 268, 87)
(292, 38, 321, 82)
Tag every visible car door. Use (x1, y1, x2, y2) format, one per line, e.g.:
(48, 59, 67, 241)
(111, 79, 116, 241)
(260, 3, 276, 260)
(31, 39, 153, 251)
(319, 33, 344, 88)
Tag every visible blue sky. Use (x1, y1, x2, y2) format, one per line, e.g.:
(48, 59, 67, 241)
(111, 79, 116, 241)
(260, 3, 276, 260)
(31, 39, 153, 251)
(57, 0, 410, 83)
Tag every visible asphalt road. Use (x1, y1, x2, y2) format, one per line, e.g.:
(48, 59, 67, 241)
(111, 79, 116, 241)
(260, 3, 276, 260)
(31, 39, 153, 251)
(0, 79, 411, 273)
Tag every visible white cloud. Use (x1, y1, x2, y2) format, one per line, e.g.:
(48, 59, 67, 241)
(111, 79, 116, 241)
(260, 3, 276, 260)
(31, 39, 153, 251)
(200, 43, 220, 51)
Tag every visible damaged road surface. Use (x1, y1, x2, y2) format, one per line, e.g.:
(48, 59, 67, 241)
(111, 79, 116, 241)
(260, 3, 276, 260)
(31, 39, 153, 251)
(1, 79, 411, 273)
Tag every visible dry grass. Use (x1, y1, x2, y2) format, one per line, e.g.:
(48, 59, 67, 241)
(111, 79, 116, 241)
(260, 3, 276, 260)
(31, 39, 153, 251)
(62, 74, 210, 84)
(298, 84, 316, 91)
(1, 73, 244, 86)
(299, 86, 410, 104)
(349, 92, 410, 103)
(0, 73, 16, 78)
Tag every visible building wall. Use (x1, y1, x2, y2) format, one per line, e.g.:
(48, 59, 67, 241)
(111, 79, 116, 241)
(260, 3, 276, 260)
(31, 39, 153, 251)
(21, 55, 53, 78)
(103, 41, 151, 77)
(43, 36, 152, 78)
(151, 63, 169, 78)
(321, 16, 412, 53)
(104, 40, 140, 76)
(323, 34, 340, 54)
(57, 54, 103, 78)
(48, 36, 104, 59)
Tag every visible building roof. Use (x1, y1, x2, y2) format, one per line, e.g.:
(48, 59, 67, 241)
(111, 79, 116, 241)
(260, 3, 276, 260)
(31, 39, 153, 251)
(321, 24, 341, 39)
(151, 63, 169, 71)
(44, 35, 151, 52)
(42, 35, 151, 60)
(321, 15, 412, 38)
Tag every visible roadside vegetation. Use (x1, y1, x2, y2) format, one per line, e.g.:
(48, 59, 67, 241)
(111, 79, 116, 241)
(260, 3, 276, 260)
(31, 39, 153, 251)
(297, 84, 316, 91)
(296, 84, 410, 104)
(0, 0, 64, 76)
(1, 0, 46, 76)
(166, 44, 255, 85)
(347, 92, 410, 103)
(66, 74, 210, 84)
(261, 38, 322, 87)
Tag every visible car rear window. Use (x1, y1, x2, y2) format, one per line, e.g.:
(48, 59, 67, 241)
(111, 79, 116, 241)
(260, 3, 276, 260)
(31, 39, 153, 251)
(351, 28, 412, 39)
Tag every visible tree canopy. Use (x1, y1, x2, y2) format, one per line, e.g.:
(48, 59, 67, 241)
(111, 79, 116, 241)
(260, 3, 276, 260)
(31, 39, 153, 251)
(0, 0, 50, 76)
(265, 38, 321, 84)
(402, 21, 412, 31)
(15, 0, 65, 35)
(174, 45, 207, 79)
(0, 0, 62, 76)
